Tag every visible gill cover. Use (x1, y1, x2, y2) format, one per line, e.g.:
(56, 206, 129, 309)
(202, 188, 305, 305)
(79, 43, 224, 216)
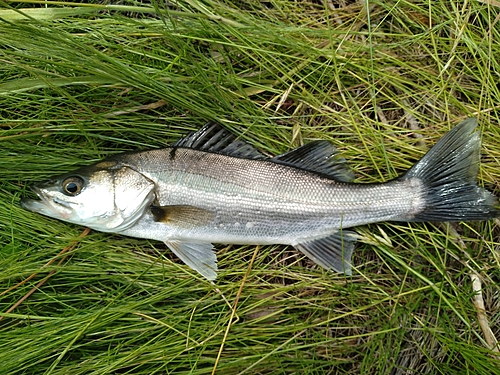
(103, 166, 156, 231)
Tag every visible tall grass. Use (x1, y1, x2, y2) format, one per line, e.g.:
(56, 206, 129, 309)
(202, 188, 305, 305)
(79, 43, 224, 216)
(1, 0, 500, 374)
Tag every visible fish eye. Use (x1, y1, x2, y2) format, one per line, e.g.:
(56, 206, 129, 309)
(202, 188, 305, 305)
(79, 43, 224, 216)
(61, 176, 85, 196)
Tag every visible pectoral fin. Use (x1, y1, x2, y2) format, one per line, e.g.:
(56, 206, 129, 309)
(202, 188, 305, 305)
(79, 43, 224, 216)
(293, 231, 357, 275)
(151, 205, 214, 228)
(165, 240, 218, 280)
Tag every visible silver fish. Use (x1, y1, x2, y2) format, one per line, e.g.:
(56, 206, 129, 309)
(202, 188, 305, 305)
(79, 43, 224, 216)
(21, 119, 499, 280)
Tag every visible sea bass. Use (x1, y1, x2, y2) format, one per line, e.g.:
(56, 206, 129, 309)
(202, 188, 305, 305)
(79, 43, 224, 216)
(21, 119, 500, 280)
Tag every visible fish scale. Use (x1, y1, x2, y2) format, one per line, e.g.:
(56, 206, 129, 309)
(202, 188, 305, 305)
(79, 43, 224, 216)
(21, 119, 500, 280)
(122, 150, 413, 233)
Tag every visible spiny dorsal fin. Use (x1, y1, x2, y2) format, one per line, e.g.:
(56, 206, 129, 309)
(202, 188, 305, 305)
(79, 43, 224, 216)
(293, 230, 357, 275)
(271, 141, 354, 182)
(151, 205, 214, 228)
(173, 122, 264, 159)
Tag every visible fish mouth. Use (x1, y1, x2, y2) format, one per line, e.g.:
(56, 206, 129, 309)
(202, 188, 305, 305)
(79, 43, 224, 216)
(20, 186, 47, 213)
(21, 186, 73, 218)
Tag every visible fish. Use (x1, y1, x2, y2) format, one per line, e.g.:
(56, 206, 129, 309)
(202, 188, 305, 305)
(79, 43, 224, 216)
(21, 118, 500, 280)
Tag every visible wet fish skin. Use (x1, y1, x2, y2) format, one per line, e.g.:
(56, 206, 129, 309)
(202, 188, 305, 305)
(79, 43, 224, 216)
(21, 119, 500, 280)
(114, 148, 420, 238)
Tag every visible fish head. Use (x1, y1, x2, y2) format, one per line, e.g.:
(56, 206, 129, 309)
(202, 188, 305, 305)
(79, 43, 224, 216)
(21, 164, 156, 232)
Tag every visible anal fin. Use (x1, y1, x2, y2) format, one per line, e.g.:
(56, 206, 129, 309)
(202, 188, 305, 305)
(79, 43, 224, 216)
(165, 240, 218, 280)
(293, 231, 357, 275)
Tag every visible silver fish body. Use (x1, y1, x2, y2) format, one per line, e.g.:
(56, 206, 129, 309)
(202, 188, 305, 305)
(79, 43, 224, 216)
(118, 148, 421, 240)
(21, 119, 500, 280)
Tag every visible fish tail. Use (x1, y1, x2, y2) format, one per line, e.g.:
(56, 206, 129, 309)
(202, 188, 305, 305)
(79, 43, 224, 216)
(402, 118, 500, 222)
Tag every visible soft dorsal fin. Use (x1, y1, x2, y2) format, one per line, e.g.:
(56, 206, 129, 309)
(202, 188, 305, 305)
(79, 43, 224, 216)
(271, 141, 354, 182)
(173, 122, 264, 159)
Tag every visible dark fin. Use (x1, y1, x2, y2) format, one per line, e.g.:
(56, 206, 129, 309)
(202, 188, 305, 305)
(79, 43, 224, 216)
(271, 141, 354, 182)
(151, 205, 214, 228)
(173, 122, 264, 159)
(402, 118, 500, 221)
(293, 231, 357, 275)
(165, 241, 217, 280)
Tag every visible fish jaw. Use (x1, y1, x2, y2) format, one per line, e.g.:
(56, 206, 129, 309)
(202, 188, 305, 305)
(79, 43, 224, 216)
(21, 186, 74, 220)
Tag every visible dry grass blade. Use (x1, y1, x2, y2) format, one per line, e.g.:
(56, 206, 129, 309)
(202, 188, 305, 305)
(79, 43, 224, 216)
(212, 245, 260, 375)
(471, 273, 500, 355)
(448, 225, 500, 355)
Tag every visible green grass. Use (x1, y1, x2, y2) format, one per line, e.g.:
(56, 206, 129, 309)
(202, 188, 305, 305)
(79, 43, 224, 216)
(1, 0, 500, 374)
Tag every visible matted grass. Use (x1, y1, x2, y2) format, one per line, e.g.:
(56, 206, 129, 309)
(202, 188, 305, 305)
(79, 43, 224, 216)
(1, 0, 500, 374)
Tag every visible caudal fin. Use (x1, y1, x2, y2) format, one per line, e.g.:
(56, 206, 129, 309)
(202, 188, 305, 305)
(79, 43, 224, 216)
(402, 118, 500, 222)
